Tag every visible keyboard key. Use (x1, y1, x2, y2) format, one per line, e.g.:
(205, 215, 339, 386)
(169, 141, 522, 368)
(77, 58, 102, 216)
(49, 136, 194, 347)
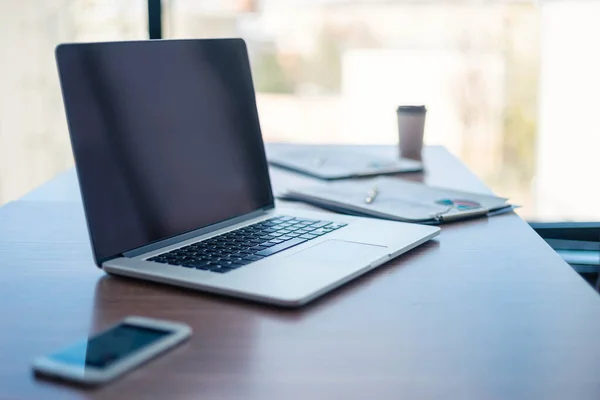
(255, 238, 307, 257)
(299, 234, 318, 240)
(279, 235, 296, 241)
(268, 239, 285, 244)
(185, 260, 211, 269)
(309, 228, 330, 236)
(210, 266, 231, 273)
(230, 261, 250, 268)
(175, 261, 193, 267)
(242, 255, 265, 262)
(310, 221, 332, 229)
(329, 222, 348, 230)
(249, 245, 268, 252)
(219, 261, 235, 267)
(295, 218, 318, 223)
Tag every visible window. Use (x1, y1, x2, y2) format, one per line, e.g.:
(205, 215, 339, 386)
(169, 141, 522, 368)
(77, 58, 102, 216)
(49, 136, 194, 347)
(164, 0, 599, 222)
(1, 0, 597, 223)
(0, 0, 147, 204)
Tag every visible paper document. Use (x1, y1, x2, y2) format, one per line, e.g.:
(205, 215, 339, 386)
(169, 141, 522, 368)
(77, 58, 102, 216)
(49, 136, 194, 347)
(280, 177, 513, 224)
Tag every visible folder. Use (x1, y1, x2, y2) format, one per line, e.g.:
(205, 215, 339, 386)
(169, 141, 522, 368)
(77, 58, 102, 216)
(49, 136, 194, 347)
(279, 177, 514, 224)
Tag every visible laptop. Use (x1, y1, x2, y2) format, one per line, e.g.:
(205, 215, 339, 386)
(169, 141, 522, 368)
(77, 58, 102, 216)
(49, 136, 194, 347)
(55, 39, 440, 307)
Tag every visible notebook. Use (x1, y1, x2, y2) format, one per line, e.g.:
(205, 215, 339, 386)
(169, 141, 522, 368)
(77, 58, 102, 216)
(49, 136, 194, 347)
(279, 177, 514, 224)
(266, 143, 423, 180)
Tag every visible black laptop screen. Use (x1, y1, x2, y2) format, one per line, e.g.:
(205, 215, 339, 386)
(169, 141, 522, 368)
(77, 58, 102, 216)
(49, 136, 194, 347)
(56, 39, 274, 263)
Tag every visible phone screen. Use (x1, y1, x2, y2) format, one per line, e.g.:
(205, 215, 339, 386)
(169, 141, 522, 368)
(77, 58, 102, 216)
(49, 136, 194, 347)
(49, 323, 172, 371)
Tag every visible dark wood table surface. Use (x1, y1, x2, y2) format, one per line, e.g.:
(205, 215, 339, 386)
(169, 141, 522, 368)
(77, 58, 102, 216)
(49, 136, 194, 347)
(2, 146, 600, 400)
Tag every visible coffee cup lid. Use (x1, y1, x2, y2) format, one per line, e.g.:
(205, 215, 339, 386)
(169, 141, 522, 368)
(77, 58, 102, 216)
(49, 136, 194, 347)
(396, 105, 426, 113)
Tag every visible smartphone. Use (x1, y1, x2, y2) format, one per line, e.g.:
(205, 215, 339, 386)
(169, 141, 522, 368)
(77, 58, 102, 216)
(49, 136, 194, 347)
(32, 316, 191, 385)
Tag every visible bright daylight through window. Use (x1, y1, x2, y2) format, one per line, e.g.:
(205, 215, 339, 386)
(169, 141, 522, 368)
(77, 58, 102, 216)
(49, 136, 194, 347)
(0, 0, 598, 222)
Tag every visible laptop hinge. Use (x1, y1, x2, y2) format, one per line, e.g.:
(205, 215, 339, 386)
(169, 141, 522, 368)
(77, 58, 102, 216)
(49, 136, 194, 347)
(120, 208, 274, 259)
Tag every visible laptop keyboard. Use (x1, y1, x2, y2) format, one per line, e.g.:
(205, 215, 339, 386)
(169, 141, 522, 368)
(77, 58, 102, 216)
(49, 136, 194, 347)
(147, 216, 347, 274)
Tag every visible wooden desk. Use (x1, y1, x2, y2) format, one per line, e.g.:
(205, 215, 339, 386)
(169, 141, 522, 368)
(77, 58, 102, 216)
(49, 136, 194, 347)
(2, 146, 600, 400)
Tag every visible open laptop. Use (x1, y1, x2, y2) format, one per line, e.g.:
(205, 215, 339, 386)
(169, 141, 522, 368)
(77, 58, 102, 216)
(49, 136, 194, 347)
(55, 39, 439, 307)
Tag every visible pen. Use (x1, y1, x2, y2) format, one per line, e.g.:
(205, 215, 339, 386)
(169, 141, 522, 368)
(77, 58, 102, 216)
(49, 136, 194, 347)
(364, 186, 379, 204)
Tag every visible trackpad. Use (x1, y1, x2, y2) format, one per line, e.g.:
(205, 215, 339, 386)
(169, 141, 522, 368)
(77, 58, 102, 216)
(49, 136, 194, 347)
(287, 240, 386, 265)
(256, 240, 388, 301)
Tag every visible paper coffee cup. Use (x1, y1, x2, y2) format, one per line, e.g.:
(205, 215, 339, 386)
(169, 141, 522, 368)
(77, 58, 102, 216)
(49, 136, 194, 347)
(397, 105, 426, 161)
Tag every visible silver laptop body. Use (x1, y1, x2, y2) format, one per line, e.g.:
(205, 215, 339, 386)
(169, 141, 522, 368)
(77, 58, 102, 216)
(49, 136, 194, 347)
(56, 38, 439, 307)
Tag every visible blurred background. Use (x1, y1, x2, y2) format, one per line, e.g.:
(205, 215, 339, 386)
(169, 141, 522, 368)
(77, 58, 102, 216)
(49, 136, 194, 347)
(1, 0, 598, 223)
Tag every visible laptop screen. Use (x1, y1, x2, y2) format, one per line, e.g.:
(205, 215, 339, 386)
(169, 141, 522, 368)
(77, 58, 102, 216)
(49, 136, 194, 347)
(56, 39, 274, 263)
